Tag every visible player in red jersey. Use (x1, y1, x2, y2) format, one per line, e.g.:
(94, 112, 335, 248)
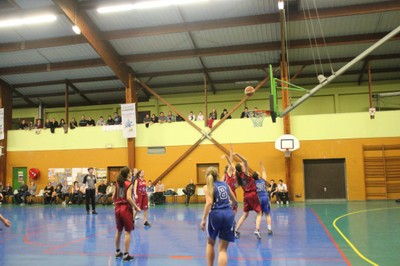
(113, 167, 141, 262)
(233, 152, 262, 239)
(133, 170, 151, 227)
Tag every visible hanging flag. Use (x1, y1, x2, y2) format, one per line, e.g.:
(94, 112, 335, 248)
(0, 108, 4, 140)
(121, 103, 136, 138)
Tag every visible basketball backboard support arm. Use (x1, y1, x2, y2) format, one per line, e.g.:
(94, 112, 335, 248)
(278, 24, 400, 118)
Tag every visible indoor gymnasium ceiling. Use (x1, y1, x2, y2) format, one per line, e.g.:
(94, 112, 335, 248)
(0, 0, 399, 108)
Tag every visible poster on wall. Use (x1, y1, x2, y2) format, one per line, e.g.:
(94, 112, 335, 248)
(96, 168, 107, 182)
(121, 103, 136, 138)
(48, 168, 71, 185)
(0, 108, 4, 140)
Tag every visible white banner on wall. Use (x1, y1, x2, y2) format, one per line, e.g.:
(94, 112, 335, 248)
(0, 108, 4, 140)
(121, 103, 136, 138)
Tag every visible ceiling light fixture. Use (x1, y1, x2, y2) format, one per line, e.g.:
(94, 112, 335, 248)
(278, 0, 284, 10)
(72, 2, 81, 35)
(97, 0, 209, 13)
(0, 14, 56, 28)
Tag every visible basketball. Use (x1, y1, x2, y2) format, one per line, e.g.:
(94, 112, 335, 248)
(244, 86, 255, 96)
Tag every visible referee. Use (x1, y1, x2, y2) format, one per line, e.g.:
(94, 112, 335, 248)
(83, 167, 97, 214)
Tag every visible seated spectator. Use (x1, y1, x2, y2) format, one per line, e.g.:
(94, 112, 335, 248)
(101, 182, 115, 205)
(14, 181, 28, 205)
(183, 179, 196, 206)
(220, 108, 231, 119)
(150, 114, 158, 124)
(240, 107, 251, 118)
(49, 118, 59, 133)
(155, 180, 165, 193)
(97, 116, 106, 126)
(51, 183, 63, 204)
(207, 108, 217, 128)
(25, 181, 37, 204)
(95, 180, 107, 204)
(59, 180, 70, 205)
(43, 182, 54, 205)
(146, 180, 155, 206)
(87, 116, 96, 126)
(35, 118, 44, 129)
(69, 181, 81, 204)
(276, 179, 289, 205)
(253, 107, 260, 117)
(44, 118, 51, 129)
(79, 115, 88, 127)
(196, 111, 204, 121)
(1, 183, 13, 204)
(0, 181, 3, 196)
(188, 111, 196, 121)
(70, 117, 78, 129)
(267, 179, 277, 199)
(143, 114, 151, 128)
(19, 119, 29, 130)
(158, 112, 167, 123)
(113, 112, 122, 125)
(106, 115, 115, 125)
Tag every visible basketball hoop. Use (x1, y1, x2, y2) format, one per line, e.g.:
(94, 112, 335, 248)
(250, 110, 270, 127)
(275, 134, 300, 157)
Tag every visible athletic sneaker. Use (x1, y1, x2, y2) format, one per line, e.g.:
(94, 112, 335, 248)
(286, 201, 289, 205)
(254, 229, 261, 239)
(123, 254, 134, 262)
(92, 211, 98, 215)
(268, 230, 273, 235)
(144, 221, 151, 227)
(115, 251, 123, 259)
(234, 231, 240, 239)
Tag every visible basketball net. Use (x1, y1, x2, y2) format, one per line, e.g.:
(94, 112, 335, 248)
(250, 110, 267, 127)
(284, 148, 291, 158)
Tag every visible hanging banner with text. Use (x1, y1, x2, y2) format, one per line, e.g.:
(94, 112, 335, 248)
(121, 103, 136, 138)
(0, 108, 4, 140)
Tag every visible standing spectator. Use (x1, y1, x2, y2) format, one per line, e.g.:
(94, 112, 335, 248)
(44, 118, 51, 129)
(183, 179, 196, 206)
(114, 112, 122, 125)
(166, 111, 175, 123)
(83, 167, 97, 214)
(220, 108, 231, 119)
(35, 119, 44, 129)
(114, 167, 140, 262)
(150, 114, 158, 124)
(19, 119, 29, 130)
(240, 107, 251, 118)
(59, 118, 66, 128)
(97, 116, 106, 126)
(200, 167, 237, 266)
(106, 115, 115, 125)
(70, 117, 78, 129)
(95, 180, 107, 204)
(196, 111, 204, 121)
(188, 111, 196, 121)
(28, 120, 34, 130)
(158, 112, 167, 124)
(49, 118, 58, 133)
(143, 114, 151, 128)
(87, 116, 96, 126)
(207, 108, 217, 128)
(79, 115, 88, 127)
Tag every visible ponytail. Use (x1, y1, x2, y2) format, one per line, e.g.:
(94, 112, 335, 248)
(205, 167, 218, 202)
(117, 166, 130, 188)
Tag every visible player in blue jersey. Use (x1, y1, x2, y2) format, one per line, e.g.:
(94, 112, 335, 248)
(200, 167, 237, 266)
(252, 161, 272, 236)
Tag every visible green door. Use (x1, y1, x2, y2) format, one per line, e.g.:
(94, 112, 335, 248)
(13, 167, 27, 191)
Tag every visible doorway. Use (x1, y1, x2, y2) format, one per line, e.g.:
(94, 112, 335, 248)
(12, 167, 27, 191)
(304, 159, 347, 200)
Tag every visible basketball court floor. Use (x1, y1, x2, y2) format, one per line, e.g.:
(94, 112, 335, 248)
(0, 201, 399, 265)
